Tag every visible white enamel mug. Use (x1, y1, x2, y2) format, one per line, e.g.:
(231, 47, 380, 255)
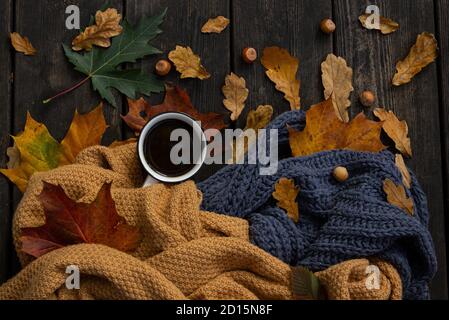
(138, 112, 207, 187)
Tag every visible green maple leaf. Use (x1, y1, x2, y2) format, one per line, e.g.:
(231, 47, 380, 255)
(45, 9, 167, 107)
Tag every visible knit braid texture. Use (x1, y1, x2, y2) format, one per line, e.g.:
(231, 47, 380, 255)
(0, 143, 401, 300)
(198, 110, 437, 300)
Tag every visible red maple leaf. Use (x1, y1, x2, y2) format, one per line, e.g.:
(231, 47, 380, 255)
(20, 182, 142, 258)
(122, 84, 227, 134)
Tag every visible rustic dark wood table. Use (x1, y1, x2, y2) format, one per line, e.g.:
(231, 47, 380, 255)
(0, 0, 448, 299)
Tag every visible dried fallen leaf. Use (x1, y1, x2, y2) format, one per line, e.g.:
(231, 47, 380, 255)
(72, 8, 123, 51)
(289, 99, 386, 157)
(273, 178, 300, 223)
(359, 14, 399, 35)
(10, 32, 37, 55)
(395, 154, 412, 189)
(122, 84, 226, 134)
(0, 105, 107, 192)
(245, 105, 274, 131)
(222, 73, 249, 121)
(374, 108, 412, 158)
(20, 182, 142, 258)
(321, 54, 354, 122)
(61, 103, 108, 162)
(231, 105, 274, 163)
(383, 179, 414, 215)
(168, 45, 211, 80)
(201, 16, 230, 34)
(261, 47, 301, 110)
(393, 32, 438, 86)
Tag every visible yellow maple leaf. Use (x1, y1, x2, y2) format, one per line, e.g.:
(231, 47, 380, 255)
(168, 46, 211, 80)
(10, 32, 37, 56)
(374, 108, 412, 158)
(0, 104, 107, 192)
(321, 54, 354, 123)
(222, 73, 249, 121)
(261, 47, 301, 110)
(383, 179, 414, 215)
(72, 8, 123, 51)
(359, 14, 399, 35)
(273, 178, 300, 223)
(393, 32, 438, 86)
(201, 16, 230, 34)
(289, 99, 386, 157)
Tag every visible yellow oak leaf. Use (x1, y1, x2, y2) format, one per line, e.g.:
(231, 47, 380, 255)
(1, 104, 107, 192)
(321, 54, 354, 123)
(245, 105, 274, 131)
(289, 99, 386, 157)
(273, 178, 300, 223)
(395, 154, 412, 189)
(393, 32, 438, 86)
(261, 47, 301, 110)
(10, 32, 37, 55)
(168, 46, 211, 80)
(359, 14, 399, 35)
(201, 16, 230, 34)
(374, 108, 412, 158)
(222, 72, 249, 121)
(231, 105, 273, 163)
(383, 179, 414, 215)
(72, 8, 123, 51)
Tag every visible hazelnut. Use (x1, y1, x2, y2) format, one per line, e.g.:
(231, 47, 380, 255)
(333, 166, 349, 182)
(242, 47, 258, 64)
(360, 90, 376, 107)
(320, 18, 336, 34)
(155, 59, 171, 76)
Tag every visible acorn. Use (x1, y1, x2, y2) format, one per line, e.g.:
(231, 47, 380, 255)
(242, 47, 258, 64)
(333, 166, 349, 182)
(155, 59, 171, 76)
(320, 18, 336, 34)
(360, 90, 376, 107)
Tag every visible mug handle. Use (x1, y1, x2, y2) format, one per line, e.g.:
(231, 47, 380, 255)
(142, 175, 159, 187)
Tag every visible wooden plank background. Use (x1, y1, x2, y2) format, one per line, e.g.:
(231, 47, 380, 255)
(0, 0, 447, 299)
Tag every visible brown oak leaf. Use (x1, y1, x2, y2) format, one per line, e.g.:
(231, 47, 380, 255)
(321, 54, 354, 122)
(359, 14, 399, 35)
(383, 179, 414, 215)
(20, 182, 142, 258)
(273, 178, 300, 223)
(222, 73, 249, 121)
(122, 84, 226, 134)
(395, 154, 412, 189)
(289, 99, 386, 157)
(201, 16, 230, 33)
(72, 8, 123, 51)
(261, 47, 301, 110)
(168, 46, 210, 80)
(374, 108, 412, 158)
(10, 32, 37, 55)
(393, 32, 438, 86)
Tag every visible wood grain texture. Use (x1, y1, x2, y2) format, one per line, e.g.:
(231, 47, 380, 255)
(334, 0, 447, 299)
(231, 0, 333, 128)
(10, 0, 124, 277)
(435, 0, 449, 298)
(125, 0, 230, 181)
(0, 0, 13, 284)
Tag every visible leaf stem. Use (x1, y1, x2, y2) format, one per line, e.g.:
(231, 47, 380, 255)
(43, 76, 91, 104)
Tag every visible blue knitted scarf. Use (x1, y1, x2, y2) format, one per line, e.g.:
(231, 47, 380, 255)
(198, 110, 437, 300)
